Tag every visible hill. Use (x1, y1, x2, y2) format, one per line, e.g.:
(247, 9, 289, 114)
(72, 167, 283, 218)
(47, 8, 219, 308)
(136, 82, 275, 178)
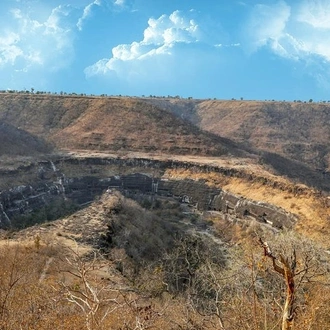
(0, 94, 246, 157)
(197, 100, 330, 171)
(0, 93, 329, 329)
(0, 121, 52, 156)
(145, 98, 330, 172)
(0, 93, 329, 191)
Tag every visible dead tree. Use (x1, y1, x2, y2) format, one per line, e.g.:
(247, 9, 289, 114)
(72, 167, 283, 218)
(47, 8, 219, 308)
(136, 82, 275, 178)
(259, 238, 296, 330)
(59, 249, 124, 330)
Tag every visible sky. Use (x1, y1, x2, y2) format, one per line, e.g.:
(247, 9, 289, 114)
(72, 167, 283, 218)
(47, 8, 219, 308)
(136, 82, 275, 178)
(1, 0, 330, 101)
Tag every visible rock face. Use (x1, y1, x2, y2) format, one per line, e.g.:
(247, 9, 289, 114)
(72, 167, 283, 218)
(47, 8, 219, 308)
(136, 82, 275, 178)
(0, 158, 297, 230)
(0, 173, 157, 229)
(211, 191, 297, 229)
(157, 179, 220, 210)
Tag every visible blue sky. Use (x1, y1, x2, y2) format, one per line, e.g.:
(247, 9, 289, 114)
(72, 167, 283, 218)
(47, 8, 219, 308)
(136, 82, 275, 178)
(1, 0, 330, 101)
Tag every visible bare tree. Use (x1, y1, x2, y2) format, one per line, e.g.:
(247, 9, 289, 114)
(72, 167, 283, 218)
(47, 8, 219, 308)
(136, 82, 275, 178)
(59, 248, 124, 330)
(259, 237, 295, 330)
(258, 234, 329, 330)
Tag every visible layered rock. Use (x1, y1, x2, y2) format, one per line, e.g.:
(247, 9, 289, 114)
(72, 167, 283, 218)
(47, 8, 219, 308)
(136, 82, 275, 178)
(211, 191, 297, 229)
(0, 156, 297, 230)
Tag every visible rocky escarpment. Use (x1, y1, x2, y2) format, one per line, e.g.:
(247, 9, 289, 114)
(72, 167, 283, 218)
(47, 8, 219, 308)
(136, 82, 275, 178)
(0, 155, 298, 230)
(210, 191, 297, 229)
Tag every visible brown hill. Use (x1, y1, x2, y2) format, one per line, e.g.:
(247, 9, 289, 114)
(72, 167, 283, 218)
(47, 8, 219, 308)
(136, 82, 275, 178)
(0, 93, 329, 190)
(0, 94, 246, 157)
(0, 95, 329, 329)
(0, 121, 52, 156)
(146, 98, 330, 172)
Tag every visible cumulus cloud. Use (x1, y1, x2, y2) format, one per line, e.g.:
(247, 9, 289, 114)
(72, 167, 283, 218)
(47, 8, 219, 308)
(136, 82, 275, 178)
(85, 10, 203, 79)
(0, 4, 77, 74)
(247, 0, 330, 62)
(77, 0, 101, 31)
(246, 1, 291, 54)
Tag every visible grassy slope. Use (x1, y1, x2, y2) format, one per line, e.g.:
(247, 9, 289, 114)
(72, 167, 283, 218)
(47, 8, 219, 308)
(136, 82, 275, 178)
(0, 94, 246, 157)
(196, 100, 330, 170)
(147, 98, 330, 171)
(0, 121, 52, 156)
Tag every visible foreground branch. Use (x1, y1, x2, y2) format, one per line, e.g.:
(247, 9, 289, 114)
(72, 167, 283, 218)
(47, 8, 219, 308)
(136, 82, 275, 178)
(259, 238, 296, 330)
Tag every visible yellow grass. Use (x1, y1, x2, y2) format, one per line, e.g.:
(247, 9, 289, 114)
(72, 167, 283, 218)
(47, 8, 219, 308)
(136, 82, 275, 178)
(164, 168, 330, 245)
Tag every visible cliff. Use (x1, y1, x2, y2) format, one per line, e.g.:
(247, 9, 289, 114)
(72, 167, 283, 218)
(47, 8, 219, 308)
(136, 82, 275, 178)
(0, 155, 299, 230)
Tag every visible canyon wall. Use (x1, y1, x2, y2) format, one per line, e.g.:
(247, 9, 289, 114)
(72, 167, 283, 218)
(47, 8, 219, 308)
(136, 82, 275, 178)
(0, 155, 298, 230)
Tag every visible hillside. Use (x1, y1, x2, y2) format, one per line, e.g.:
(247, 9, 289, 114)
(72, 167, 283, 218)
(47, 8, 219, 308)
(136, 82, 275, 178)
(0, 121, 52, 156)
(1, 93, 329, 191)
(0, 188, 329, 329)
(0, 93, 330, 329)
(146, 98, 330, 172)
(0, 94, 245, 157)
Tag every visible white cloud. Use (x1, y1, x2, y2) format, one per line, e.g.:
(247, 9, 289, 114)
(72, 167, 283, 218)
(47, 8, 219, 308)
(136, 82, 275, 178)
(83, 10, 243, 97)
(215, 43, 240, 48)
(0, 32, 23, 66)
(114, 0, 125, 6)
(297, 0, 330, 29)
(44, 6, 76, 54)
(77, 0, 101, 31)
(85, 10, 203, 79)
(0, 4, 76, 73)
(245, 0, 330, 90)
(246, 1, 291, 53)
(143, 11, 200, 45)
(247, 0, 330, 62)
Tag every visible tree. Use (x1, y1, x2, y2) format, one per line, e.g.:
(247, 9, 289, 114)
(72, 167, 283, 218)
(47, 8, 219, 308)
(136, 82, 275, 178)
(259, 237, 295, 330)
(258, 234, 329, 330)
(60, 248, 123, 330)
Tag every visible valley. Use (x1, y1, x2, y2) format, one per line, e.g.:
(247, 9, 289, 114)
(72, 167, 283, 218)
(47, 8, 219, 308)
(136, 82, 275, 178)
(0, 93, 329, 329)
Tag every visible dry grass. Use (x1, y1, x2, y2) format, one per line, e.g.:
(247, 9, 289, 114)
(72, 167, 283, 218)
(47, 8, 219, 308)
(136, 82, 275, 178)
(164, 168, 330, 245)
(0, 189, 329, 329)
(157, 98, 330, 171)
(0, 121, 52, 156)
(0, 94, 243, 157)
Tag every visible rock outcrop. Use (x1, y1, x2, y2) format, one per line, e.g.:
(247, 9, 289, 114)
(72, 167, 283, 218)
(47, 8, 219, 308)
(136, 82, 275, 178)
(0, 155, 298, 230)
(211, 191, 297, 229)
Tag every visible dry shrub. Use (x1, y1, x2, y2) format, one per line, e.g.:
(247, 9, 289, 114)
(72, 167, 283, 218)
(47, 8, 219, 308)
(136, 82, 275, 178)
(0, 225, 329, 330)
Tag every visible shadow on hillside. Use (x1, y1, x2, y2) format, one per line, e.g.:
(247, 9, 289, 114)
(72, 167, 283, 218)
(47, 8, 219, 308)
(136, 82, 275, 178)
(0, 121, 53, 156)
(261, 151, 330, 192)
